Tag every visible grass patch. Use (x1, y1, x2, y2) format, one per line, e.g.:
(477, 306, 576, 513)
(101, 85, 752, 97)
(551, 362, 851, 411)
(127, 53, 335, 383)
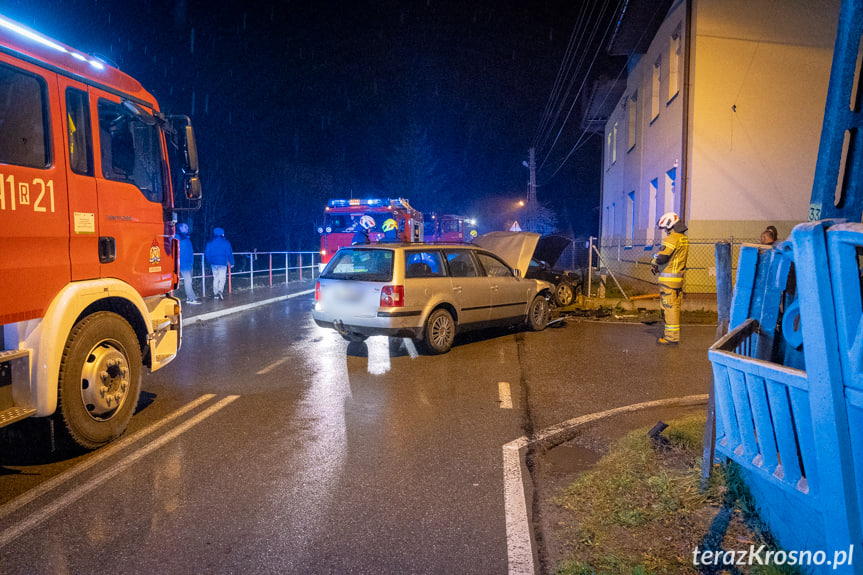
(551, 414, 803, 574)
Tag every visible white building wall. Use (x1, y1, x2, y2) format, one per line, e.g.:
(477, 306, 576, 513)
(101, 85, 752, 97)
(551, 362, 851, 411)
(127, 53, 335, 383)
(688, 0, 839, 239)
(601, 0, 839, 246)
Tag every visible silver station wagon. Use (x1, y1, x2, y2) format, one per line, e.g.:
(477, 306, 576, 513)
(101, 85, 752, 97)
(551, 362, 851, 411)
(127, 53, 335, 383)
(312, 234, 554, 353)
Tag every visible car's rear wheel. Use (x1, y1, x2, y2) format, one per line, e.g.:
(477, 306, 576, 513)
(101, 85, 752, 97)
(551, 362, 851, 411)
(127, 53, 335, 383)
(422, 308, 455, 354)
(554, 282, 575, 307)
(526, 295, 549, 331)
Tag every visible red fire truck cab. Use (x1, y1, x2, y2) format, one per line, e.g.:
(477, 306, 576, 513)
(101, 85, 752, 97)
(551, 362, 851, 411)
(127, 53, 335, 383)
(0, 15, 201, 448)
(317, 198, 423, 266)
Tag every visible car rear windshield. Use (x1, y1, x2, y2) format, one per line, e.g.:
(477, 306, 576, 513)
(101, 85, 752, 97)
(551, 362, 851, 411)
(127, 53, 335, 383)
(321, 248, 394, 282)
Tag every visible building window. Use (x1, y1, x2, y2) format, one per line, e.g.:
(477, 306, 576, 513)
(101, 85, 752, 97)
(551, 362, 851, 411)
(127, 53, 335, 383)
(606, 131, 613, 169)
(626, 191, 635, 245)
(651, 56, 661, 122)
(665, 167, 677, 214)
(627, 92, 637, 151)
(612, 122, 618, 164)
(669, 27, 681, 103)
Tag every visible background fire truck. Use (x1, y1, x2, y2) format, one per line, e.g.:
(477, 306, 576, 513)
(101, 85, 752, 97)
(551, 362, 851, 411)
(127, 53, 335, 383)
(423, 213, 477, 243)
(0, 15, 201, 448)
(316, 198, 423, 265)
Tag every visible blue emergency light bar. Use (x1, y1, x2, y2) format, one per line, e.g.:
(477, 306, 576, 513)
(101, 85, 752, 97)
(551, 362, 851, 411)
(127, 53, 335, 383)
(327, 198, 413, 209)
(328, 198, 387, 208)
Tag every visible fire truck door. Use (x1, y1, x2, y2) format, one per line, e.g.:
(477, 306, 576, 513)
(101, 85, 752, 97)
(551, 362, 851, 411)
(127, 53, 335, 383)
(59, 78, 99, 280)
(92, 90, 171, 298)
(0, 58, 71, 324)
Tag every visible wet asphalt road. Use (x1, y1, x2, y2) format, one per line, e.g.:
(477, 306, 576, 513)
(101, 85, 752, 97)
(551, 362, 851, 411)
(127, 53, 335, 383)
(0, 288, 715, 574)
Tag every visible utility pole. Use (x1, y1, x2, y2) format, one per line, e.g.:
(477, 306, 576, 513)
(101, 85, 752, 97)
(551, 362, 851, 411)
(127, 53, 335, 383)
(522, 147, 537, 232)
(526, 147, 537, 204)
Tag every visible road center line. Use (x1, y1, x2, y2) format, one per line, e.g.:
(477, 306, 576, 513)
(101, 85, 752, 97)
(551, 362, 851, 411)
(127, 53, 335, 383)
(0, 393, 217, 521)
(0, 395, 238, 549)
(257, 356, 291, 375)
(498, 382, 513, 409)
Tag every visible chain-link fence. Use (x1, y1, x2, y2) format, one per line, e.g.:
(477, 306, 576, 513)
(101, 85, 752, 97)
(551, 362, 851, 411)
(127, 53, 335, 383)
(589, 237, 759, 294)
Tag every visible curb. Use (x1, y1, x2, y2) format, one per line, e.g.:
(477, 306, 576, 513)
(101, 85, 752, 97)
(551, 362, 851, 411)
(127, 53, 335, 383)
(503, 394, 710, 575)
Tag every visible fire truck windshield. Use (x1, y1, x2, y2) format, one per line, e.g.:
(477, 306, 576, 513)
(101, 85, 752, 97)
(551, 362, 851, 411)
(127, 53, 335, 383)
(325, 212, 383, 232)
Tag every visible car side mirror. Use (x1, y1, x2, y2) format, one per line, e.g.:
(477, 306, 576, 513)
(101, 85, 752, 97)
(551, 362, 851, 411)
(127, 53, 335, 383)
(514, 268, 522, 278)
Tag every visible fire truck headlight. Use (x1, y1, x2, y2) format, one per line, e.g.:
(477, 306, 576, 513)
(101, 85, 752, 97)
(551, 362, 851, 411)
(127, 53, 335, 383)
(317, 226, 324, 234)
(325, 226, 332, 233)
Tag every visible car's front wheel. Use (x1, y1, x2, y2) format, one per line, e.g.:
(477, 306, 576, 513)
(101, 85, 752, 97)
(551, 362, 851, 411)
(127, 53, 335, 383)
(422, 308, 456, 354)
(554, 282, 575, 307)
(526, 295, 550, 331)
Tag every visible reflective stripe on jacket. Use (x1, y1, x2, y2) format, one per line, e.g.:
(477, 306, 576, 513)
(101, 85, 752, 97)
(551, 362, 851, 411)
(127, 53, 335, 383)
(656, 232, 689, 275)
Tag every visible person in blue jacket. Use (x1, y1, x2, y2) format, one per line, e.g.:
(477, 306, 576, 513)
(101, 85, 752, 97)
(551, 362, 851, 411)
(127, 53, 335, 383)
(205, 227, 235, 300)
(176, 222, 200, 304)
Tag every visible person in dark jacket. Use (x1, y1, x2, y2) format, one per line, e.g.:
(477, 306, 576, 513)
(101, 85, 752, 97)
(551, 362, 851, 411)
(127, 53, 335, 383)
(176, 222, 200, 304)
(205, 227, 235, 300)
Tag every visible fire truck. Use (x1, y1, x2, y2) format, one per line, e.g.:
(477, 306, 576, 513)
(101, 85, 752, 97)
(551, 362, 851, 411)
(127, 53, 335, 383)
(0, 15, 201, 448)
(316, 198, 423, 265)
(423, 213, 477, 243)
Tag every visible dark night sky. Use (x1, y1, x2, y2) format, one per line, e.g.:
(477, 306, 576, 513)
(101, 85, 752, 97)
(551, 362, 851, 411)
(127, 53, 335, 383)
(5, 0, 622, 250)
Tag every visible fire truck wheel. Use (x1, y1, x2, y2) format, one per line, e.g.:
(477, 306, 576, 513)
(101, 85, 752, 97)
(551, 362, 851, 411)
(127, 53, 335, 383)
(526, 295, 550, 331)
(422, 308, 455, 354)
(57, 312, 142, 450)
(554, 282, 575, 307)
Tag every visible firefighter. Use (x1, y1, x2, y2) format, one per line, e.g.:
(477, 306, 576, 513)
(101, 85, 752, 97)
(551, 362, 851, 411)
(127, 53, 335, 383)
(651, 212, 689, 345)
(351, 215, 376, 245)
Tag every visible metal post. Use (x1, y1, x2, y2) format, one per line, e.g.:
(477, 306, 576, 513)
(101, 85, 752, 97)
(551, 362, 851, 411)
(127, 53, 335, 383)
(285, 253, 289, 284)
(201, 253, 207, 298)
(299, 253, 303, 282)
(587, 236, 594, 298)
(227, 255, 232, 294)
(250, 253, 255, 290)
(701, 241, 731, 490)
(269, 253, 273, 287)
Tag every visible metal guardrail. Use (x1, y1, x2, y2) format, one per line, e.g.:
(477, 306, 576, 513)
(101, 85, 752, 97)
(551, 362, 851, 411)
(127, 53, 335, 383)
(175, 251, 320, 299)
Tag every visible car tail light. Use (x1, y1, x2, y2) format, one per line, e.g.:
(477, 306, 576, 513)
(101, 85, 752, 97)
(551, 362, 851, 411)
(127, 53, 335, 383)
(315, 280, 321, 301)
(380, 285, 404, 307)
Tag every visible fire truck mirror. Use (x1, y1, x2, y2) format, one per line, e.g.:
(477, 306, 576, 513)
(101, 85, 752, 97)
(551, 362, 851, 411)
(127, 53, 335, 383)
(185, 175, 202, 201)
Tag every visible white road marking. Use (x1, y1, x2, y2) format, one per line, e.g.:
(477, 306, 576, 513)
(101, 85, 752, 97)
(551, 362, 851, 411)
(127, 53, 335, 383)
(503, 394, 709, 575)
(0, 394, 216, 521)
(499, 382, 513, 409)
(257, 356, 291, 375)
(183, 289, 314, 325)
(503, 437, 533, 575)
(0, 395, 239, 549)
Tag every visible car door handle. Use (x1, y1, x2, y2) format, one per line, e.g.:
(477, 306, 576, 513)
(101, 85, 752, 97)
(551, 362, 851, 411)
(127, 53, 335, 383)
(453, 286, 463, 293)
(491, 285, 500, 292)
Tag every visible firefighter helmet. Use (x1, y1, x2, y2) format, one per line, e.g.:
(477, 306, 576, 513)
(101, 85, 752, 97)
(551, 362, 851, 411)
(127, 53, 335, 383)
(657, 212, 680, 231)
(381, 218, 397, 232)
(359, 215, 376, 230)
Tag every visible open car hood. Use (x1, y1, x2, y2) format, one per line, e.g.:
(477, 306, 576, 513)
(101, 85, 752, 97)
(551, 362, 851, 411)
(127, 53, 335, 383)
(474, 231, 540, 277)
(533, 235, 573, 269)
